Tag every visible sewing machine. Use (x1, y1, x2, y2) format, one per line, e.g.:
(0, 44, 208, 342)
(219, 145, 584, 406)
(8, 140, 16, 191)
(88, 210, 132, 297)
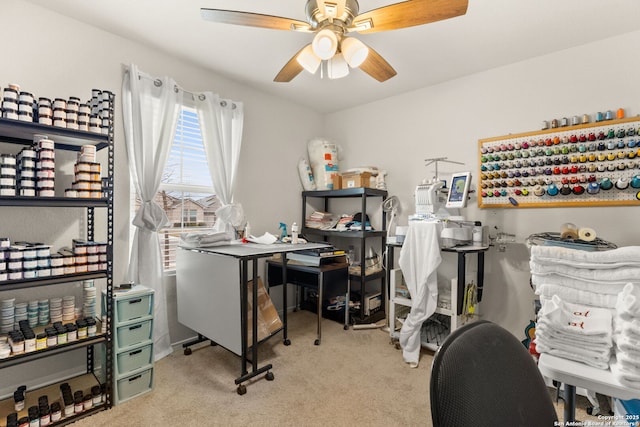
(411, 171, 475, 248)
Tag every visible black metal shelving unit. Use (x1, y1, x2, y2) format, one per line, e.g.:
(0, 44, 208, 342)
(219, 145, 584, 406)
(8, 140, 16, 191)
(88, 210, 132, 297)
(302, 187, 388, 325)
(0, 94, 114, 425)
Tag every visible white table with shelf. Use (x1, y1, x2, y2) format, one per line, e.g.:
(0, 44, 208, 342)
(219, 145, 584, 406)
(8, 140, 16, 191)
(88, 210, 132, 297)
(387, 235, 488, 351)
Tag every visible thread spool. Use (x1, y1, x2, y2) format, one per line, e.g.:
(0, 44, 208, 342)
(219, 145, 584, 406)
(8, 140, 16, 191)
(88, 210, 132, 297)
(560, 222, 579, 240)
(578, 227, 597, 242)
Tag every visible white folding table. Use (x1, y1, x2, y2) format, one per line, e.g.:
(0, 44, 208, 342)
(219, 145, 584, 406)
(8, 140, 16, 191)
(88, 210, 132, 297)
(538, 353, 640, 422)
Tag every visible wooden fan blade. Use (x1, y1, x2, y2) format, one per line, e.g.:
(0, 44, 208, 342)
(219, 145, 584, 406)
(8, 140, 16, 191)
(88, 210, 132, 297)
(274, 47, 307, 82)
(350, 0, 468, 34)
(201, 8, 312, 32)
(358, 47, 397, 82)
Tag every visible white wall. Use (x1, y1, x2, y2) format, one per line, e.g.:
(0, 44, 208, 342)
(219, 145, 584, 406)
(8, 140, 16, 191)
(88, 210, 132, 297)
(324, 30, 640, 339)
(0, 0, 323, 394)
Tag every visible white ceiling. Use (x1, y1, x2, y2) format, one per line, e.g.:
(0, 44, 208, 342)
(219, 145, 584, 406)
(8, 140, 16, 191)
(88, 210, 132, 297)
(25, 0, 640, 114)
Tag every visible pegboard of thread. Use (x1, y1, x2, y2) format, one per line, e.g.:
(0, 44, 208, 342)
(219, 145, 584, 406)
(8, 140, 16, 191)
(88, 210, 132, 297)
(478, 116, 640, 208)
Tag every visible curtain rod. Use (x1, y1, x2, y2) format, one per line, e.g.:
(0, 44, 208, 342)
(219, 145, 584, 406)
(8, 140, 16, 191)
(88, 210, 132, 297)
(132, 70, 237, 109)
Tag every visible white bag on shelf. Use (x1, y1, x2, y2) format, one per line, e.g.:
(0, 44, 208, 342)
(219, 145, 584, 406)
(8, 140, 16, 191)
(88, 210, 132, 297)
(307, 137, 339, 190)
(297, 157, 316, 191)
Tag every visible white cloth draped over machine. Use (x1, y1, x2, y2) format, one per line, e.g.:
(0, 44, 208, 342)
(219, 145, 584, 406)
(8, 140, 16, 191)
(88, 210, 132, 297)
(398, 221, 443, 367)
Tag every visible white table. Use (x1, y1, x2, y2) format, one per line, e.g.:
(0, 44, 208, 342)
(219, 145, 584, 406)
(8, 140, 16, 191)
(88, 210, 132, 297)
(538, 353, 640, 422)
(176, 241, 330, 395)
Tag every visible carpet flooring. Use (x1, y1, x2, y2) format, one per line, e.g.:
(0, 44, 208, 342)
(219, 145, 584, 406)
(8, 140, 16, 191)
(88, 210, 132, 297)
(72, 310, 604, 426)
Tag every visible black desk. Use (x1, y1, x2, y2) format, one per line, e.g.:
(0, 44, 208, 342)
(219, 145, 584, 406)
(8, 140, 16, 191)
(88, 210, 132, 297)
(441, 245, 489, 315)
(386, 242, 489, 317)
(267, 259, 349, 345)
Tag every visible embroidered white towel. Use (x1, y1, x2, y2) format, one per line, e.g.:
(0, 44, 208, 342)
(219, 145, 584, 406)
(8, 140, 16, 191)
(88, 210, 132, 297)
(539, 295, 613, 336)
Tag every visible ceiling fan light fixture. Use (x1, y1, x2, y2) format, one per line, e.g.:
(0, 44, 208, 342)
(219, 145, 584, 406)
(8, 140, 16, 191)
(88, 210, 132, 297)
(327, 53, 349, 79)
(312, 29, 338, 60)
(341, 37, 369, 68)
(296, 44, 321, 74)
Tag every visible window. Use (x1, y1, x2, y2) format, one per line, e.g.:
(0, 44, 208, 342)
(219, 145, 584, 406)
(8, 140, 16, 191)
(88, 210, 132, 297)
(182, 209, 198, 225)
(134, 106, 219, 272)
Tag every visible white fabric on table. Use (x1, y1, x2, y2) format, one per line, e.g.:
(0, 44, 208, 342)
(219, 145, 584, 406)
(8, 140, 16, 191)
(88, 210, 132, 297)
(180, 230, 234, 248)
(398, 221, 442, 367)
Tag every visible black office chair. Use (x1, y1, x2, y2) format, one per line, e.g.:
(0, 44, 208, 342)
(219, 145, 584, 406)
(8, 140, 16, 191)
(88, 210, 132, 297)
(430, 320, 558, 427)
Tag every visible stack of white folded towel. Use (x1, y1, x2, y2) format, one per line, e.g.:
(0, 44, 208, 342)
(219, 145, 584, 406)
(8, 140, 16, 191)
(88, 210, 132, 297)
(535, 294, 613, 369)
(530, 245, 640, 371)
(611, 283, 640, 390)
(530, 245, 640, 309)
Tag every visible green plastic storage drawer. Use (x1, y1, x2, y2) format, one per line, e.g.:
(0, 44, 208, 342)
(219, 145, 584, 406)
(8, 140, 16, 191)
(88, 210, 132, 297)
(116, 368, 153, 402)
(115, 293, 153, 323)
(115, 319, 153, 348)
(116, 343, 153, 374)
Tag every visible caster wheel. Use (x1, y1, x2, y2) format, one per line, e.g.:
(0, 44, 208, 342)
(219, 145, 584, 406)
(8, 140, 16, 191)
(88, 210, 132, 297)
(587, 406, 601, 416)
(184, 347, 192, 356)
(237, 384, 247, 395)
(265, 371, 274, 381)
(394, 343, 401, 350)
(343, 325, 349, 330)
(314, 339, 320, 346)
(284, 338, 291, 346)
(210, 341, 217, 347)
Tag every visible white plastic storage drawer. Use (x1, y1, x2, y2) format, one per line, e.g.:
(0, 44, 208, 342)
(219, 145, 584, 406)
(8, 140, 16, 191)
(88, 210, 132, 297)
(116, 319, 153, 348)
(116, 368, 153, 403)
(115, 293, 153, 323)
(116, 343, 153, 374)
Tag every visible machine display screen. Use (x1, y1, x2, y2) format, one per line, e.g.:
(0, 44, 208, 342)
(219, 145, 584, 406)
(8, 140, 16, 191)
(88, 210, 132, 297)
(446, 172, 471, 208)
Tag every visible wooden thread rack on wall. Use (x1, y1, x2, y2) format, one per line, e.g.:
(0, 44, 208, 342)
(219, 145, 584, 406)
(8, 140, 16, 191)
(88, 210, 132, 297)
(478, 116, 640, 208)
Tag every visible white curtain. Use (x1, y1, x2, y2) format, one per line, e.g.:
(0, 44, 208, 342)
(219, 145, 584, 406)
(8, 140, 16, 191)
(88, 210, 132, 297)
(122, 64, 180, 361)
(196, 93, 244, 233)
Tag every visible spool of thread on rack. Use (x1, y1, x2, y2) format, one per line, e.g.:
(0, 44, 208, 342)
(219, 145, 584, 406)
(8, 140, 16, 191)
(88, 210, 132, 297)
(578, 227, 597, 242)
(560, 223, 579, 239)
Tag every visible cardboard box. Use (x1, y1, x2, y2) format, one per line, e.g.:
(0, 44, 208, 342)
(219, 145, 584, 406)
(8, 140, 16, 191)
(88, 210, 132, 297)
(332, 174, 342, 190)
(247, 277, 283, 345)
(341, 172, 373, 189)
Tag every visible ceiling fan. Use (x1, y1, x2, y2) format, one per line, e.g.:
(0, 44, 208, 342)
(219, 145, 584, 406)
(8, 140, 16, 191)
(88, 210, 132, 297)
(201, 0, 468, 83)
